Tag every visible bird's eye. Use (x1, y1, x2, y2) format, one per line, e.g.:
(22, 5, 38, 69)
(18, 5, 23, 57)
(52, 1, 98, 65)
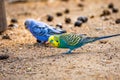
(56, 40, 58, 42)
(24, 22, 28, 28)
(24, 22, 27, 26)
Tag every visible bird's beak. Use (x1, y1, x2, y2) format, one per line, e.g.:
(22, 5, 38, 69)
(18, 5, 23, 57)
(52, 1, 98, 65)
(45, 41, 50, 45)
(24, 21, 28, 29)
(45, 41, 51, 47)
(25, 25, 28, 29)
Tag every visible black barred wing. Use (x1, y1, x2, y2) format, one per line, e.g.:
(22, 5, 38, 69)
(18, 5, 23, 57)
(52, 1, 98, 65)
(60, 34, 83, 46)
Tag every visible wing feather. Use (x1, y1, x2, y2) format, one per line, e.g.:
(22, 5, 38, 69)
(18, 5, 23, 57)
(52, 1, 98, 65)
(60, 34, 82, 46)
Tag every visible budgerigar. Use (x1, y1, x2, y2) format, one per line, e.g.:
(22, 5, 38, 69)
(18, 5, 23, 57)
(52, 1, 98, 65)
(48, 33, 120, 54)
(24, 19, 66, 44)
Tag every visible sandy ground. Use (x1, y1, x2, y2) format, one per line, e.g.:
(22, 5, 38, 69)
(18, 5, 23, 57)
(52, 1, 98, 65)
(0, 0, 120, 80)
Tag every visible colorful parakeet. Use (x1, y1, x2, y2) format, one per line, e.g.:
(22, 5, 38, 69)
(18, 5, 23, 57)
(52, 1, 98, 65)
(24, 19, 66, 44)
(48, 33, 120, 54)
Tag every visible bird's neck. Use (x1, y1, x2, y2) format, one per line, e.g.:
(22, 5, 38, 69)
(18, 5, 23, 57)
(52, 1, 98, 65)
(58, 39, 68, 48)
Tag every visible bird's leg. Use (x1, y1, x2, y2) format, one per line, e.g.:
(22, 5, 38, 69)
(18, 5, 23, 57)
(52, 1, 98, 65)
(37, 40, 41, 43)
(63, 49, 73, 54)
(80, 47, 84, 50)
(36, 40, 44, 44)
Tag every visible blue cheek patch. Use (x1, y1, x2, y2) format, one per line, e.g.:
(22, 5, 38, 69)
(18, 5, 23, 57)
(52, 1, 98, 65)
(50, 40, 53, 43)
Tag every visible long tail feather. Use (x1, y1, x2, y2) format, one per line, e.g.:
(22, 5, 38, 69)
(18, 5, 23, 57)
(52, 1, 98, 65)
(94, 34, 120, 41)
(83, 34, 120, 43)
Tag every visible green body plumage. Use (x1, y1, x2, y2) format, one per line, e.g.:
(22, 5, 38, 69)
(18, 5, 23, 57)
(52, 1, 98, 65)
(48, 33, 120, 54)
(59, 34, 84, 48)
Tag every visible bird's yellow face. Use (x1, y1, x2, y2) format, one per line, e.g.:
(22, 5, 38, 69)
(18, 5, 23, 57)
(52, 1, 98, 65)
(48, 35, 59, 47)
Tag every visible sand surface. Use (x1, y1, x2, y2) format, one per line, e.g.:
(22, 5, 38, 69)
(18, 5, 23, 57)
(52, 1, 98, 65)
(0, 0, 120, 80)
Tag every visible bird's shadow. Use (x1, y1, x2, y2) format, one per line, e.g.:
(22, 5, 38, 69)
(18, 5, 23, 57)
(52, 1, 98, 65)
(1, 41, 117, 60)
(39, 48, 117, 59)
(40, 51, 92, 59)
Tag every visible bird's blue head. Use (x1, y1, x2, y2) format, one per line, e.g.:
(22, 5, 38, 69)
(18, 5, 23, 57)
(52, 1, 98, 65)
(24, 19, 37, 29)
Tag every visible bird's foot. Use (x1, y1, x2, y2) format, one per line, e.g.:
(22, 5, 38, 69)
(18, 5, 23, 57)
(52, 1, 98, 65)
(36, 40, 46, 44)
(36, 40, 42, 43)
(62, 50, 72, 54)
(35, 40, 48, 46)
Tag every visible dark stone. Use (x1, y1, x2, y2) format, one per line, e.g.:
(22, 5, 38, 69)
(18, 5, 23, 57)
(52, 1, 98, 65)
(90, 15, 94, 18)
(56, 23, 63, 28)
(101, 16, 109, 21)
(2, 34, 11, 40)
(8, 24, 14, 27)
(77, 16, 88, 23)
(108, 3, 114, 9)
(64, 9, 70, 14)
(115, 18, 120, 24)
(56, 12, 63, 17)
(9, 0, 27, 3)
(0, 54, 9, 60)
(100, 10, 111, 17)
(61, 0, 69, 2)
(81, 0, 85, 2)
(11, 18, 18, 23)
(47, 15, 54, 22)
(65, 17, 71, 24)
(112, 8, 119, 13)
(99, 40, 107, 44)
(8, 23, 18, 28)
(77, 3, 84, 7)
(74, 21, 83, 27)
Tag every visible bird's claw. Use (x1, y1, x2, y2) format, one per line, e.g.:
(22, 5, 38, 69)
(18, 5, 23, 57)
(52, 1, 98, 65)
(62, 50, 72, 54)
(36, 40, 46, 44)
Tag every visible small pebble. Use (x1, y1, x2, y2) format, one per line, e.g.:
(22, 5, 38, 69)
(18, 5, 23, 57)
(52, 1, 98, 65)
(101, 16, 109, 21)
(77, 16, 88, 23)
(64, 9, 70, 14)
(52, 59, 56, 62)
(0, 54, 9, 60)
(108, 3, 114, 9)
(100, 10, 111, 17)
(112, 8, 119, 13)
(65, 17, 71, 24)
(56, 23, 63, 28)
(56, 12, 63, 17)
(21, 12, 31, 16)
(11, 18, 18, 23)
(99, 40, 107, 44)
(2, 34, 11, 40)
(90, 15, 94, 18)
(81, 0, 85, 1)
(47, 15, 54, 22)
(95, 28, 103, 31)
(74, 21, 82, 27)
(9, 0, 27, 3)
(109, 56, 112, 60)
(8, 23, 18, 28)
(115, 18, 120, 24)
(26, 67, 32, 72)
(8, 24, 14, 27)
(61, 0, 69, 2)
(77, 3, 84, 7)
